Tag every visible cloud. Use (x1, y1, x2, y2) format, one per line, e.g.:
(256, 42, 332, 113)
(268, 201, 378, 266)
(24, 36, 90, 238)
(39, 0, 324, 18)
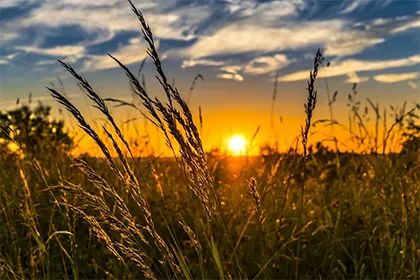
(83, 38, 147, 71)
(1, 0, 212, 71)
(324, 34, 384, 56)
(182, 20, 348, 58)
(391, 19, 420, 34)
(175, 2, 419, 64)
(0, 53, 19, 65)
(212, 54, 291, 81)
(244, 54, 291, 75)
(280, 54, 420, 82)
(17, 1, 208, 41)
(346, 72, 369, 84)
(217, 65, 244, 82)
(340, 0, 394, 15)
(0, 31, 19, 44)
(373, 72, 419, 83)
(0, 0, 32, 8)
(341, 0, 370, 14)
(180, 15, 404, 59)
(217, 73, 244, 82)
(225, 0, 304, 19)
(181, 58, 225, 68)
(16, 46, 85, 57)
(367, 16, 420, 35)
(2, 0, 419, 77)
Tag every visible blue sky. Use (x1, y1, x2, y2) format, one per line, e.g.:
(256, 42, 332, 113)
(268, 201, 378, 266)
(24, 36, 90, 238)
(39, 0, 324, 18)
(1, 0, 419, 85)
(0, 0, 419, 151)
(0, 0, 420, 118)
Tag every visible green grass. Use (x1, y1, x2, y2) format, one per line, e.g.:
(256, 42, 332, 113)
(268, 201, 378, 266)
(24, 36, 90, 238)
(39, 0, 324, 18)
(1, 1, 419, 279)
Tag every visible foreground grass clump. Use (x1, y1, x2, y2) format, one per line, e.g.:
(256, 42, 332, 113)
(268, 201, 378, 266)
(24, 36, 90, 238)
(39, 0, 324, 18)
(1, 1, 420, 279)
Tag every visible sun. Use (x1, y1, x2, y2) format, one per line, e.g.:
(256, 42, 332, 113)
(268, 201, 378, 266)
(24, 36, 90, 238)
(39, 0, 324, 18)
(227, 135, 247, 156)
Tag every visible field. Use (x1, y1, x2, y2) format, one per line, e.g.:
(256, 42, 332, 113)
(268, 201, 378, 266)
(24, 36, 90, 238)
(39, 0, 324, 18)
(1, 1, 419, 279)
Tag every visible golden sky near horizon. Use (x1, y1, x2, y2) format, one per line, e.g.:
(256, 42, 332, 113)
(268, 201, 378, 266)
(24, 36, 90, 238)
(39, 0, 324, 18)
(1, 0, 419, 155)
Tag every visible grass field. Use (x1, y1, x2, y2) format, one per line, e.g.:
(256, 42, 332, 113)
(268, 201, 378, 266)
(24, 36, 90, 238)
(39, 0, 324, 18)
(1, 1, 419, 279)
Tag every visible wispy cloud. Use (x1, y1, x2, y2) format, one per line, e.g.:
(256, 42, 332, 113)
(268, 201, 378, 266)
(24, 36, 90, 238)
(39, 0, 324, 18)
(181, 20, 348, 58)
(17, 0, 207, 41)
(181, 59, 225, 69)
(83, 38, 147, 71)
(217, 72, 244, 82)
(373, 72, 419, 83)
(16, 46, 85, 57)
(391, 19, 420, 33)
(1, 0, 419, 81)
(341, 0, 370, 14)
(244, 54, 291, 75)
(225, 0, 304, 20)
(280, 55, 420, 82)
(0, 53, 18, 65)
(217, 65, 244, 82)
(180, 13, 418, 60)
(324, 34, 384, 56)
(0, 0, 31, 8)
(346, 72, 369, 84)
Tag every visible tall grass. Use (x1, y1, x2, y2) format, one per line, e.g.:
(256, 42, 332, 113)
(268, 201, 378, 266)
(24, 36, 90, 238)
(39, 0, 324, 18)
(1, 1, 419, 279)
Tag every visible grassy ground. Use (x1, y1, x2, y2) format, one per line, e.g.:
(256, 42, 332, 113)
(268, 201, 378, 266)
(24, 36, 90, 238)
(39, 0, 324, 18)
(1, 1, 419, 279)
(0, 147, 419, 279)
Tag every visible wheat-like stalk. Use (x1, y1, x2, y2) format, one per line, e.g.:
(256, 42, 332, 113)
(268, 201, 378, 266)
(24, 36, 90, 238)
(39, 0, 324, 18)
(301, 48, 323, 159)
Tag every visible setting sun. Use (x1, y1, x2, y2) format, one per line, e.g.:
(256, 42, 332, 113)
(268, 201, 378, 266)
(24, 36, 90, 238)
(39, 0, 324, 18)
(1, 0, 418, 278)
(227, 135, 247, 156)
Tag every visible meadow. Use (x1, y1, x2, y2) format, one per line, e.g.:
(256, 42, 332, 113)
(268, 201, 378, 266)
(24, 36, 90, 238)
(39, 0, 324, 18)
(1, 1, 419, 279)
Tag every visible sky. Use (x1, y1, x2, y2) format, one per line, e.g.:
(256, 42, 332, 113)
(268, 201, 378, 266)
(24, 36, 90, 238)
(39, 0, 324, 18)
(0, 0, 419, 154)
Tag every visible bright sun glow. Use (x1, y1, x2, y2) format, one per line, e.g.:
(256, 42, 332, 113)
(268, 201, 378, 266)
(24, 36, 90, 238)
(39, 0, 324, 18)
(227, 135, 247, 156)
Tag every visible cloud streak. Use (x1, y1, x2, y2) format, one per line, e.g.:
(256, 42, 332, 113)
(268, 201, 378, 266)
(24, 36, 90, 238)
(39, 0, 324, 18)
(280, 55, 420, 82)
(1, 0, 419, 83)
(374, 72, 419, 83)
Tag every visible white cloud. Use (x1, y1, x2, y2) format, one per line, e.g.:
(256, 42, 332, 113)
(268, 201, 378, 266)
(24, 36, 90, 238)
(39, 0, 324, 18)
(0, 0, 211, 73)
(217, 73, 244, 82)
(373, 72, 419, 83)
(217, 65, 244, 82)
(2, 0, 212, 70)
(2, 0, 419, 77)
(0, 0, 33, 8)
(16, 46, 85, 57)
(17, 0, 208, 42)
(324, 34, 384, 56)
(341, 0, 370, 14)
(181, 59, 225, 68)
(184, 53, 291, 81)
(174, 2, 419, 63)
(220, 65, 242, 74)
(225, 0, 304, 19)
(244, 54, 291, 75)
(83, 38, 147, 71)
(366, 16, 420, 35)
(280, 54, 420, 82)
(346, 72, 369, 84)
(391, 19, 420, 33)
(182, 20, 348, 58)
(0, 31, 19, 44)
(0, 53, 19, 65)
(180, 17, 392, 59)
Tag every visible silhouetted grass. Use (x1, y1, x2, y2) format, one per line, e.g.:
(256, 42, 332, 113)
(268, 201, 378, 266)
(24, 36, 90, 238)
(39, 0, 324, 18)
(0, 1, 419, 279)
